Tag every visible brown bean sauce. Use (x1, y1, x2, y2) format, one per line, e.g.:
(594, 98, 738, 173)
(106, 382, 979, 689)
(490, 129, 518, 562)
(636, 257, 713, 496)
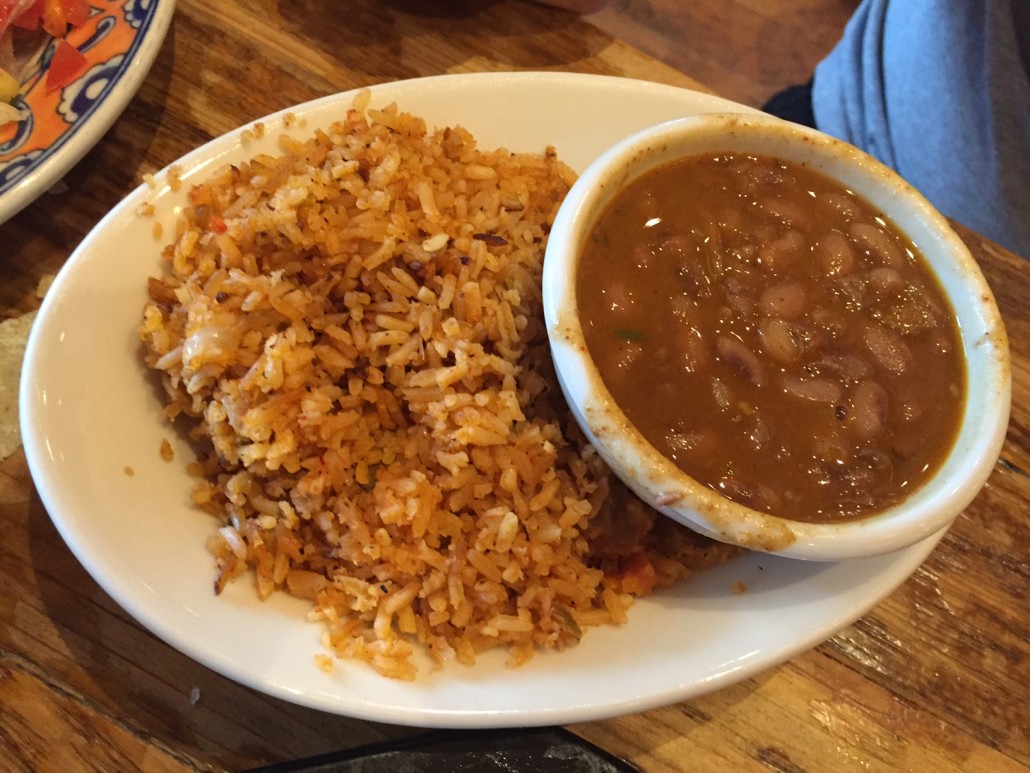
(577, 152, 966, 522)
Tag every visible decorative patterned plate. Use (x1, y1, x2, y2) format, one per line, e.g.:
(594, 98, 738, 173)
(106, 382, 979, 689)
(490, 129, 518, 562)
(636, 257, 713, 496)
(0, 0, 175, 224)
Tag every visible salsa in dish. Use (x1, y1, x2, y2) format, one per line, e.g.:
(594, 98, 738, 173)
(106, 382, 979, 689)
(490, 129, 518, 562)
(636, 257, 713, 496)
(0, 0, 90, 125)
(577, 152, 966, 523)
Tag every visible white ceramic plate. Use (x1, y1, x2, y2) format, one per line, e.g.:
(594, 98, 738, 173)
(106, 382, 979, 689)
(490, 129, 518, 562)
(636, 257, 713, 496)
(0, 0, 176, 224)
(20, 72, 944, 728)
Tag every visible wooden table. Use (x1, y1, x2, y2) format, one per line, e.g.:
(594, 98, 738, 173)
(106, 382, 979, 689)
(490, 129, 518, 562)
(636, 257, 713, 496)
(1, 1, 1026, 770)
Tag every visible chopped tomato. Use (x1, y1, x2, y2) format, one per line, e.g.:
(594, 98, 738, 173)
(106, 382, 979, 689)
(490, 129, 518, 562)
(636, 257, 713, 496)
(12, 0, 44, 30)
(209, 215, 227, 235)
(11, 0, 87, 33)
(63, 0, 87, 26)
(0, 0, 20, 25)
(45, 38, 86, 92)
(40, 0, 64, 35)
(41, 0, 86, 36)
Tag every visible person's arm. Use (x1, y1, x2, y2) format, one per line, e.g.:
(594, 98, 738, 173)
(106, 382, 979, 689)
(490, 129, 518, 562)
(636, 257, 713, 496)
(534, 0, 612, 13)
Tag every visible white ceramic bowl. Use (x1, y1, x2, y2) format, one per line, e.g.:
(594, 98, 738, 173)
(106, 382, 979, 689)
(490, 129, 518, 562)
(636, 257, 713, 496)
(542, 112, 1011, 561)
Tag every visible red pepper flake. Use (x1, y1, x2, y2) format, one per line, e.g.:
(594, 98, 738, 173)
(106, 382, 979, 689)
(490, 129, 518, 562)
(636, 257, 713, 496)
(210, 215, 227, 234)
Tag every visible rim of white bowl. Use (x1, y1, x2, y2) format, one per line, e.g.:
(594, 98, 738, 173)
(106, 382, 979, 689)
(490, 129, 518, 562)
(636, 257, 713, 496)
(543, 112, 1011, 561)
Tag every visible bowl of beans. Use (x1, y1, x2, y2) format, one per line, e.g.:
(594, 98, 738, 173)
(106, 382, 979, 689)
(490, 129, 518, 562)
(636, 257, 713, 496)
(543, 112, 1010, 560)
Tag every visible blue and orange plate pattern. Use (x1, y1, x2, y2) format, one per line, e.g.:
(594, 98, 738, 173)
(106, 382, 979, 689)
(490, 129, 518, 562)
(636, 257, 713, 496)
(0, 0, 175, 223)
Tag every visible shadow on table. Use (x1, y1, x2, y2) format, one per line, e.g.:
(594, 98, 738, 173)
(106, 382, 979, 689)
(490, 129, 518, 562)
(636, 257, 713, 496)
(247, 727, 637, 772)
(24, 491, 413, 769)
(276, 0, 608, 81)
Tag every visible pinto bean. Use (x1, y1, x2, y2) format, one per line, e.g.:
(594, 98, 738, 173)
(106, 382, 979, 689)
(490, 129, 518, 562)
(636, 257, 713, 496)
(667, 429, 716, 458)
(603, 342, 642, 384)
(676, 259, 711, 297)
(719, 207, 746, 234)
(812, 432, 849, 463)
(850, 222, 905, 268)
(759, 318, 800, 363)
(716, 335, 767, 387)
(810, 306, 848, 339)
(863, 324, 914, 374)
(757, 229, 805, 272)
(930, 331, 953, 355)
(900, 398, 924, 423)
(601, 283, 634, 317)
(782, 376, 844, 403)
(712, 377, 733, 410)
(725, 282, 755, 315)
(835, 450, 894, 497)
(761, 196, 811, 227)
(675, 324, 709, 373)
(631, 243, 655, 269)
(749, 415, 771, 451)
(851, 381, 889, 439)
(869, 266, 904, 292)
(816, 230, 855, 276)
(757, 280, 806, 319)
(856, 448, 894, 480)
(817, 352, 872, 381)
(657, 232, 695, 256)
(821, 192, 862, 219)
(834, 275, 867, 307)
(718, 477, 783, 514)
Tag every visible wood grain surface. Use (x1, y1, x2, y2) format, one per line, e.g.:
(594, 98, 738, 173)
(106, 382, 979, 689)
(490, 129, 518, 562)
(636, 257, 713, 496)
(0, 1, 1027, 771)
(590, 0, 859, 107)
